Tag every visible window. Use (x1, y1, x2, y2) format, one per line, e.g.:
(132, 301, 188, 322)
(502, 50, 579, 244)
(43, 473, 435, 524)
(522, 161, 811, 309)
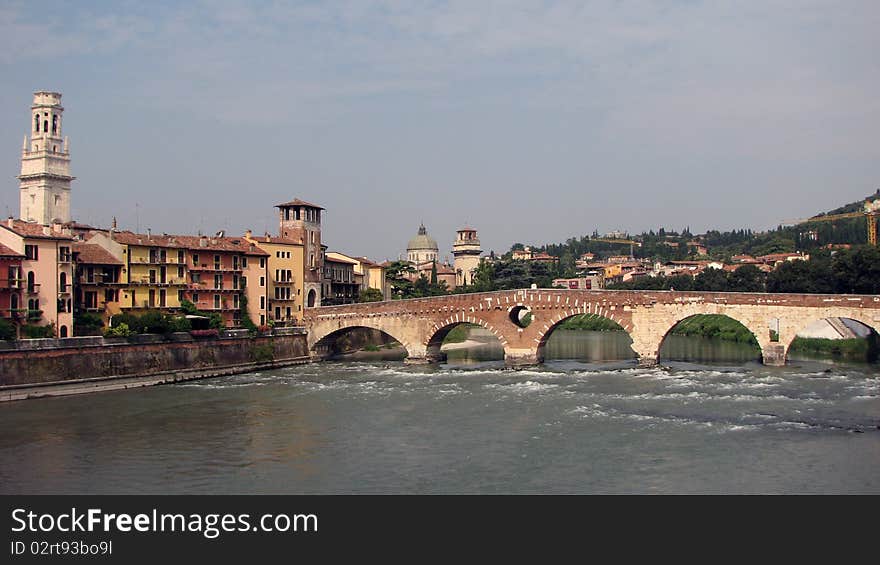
(214, 294, 221, 309)
(160, 289, 167, 307)
(178, 265, 184, 279)
(241, 257, 247, 268)
(52, 115, 58, 134)
(233, 294, 239, 309)
(178, 250, 185, 264)
(214, 274, 223, 289)
(192, 254, 199, 265)
(59, 246, 71, 262)
(233, 275, 239, 290)
(34, 114, 39, 132)
(25, 245, 38, 260)
(260, 296, 265, 309)
(259, 276, 265, 287)
(59, 272, 67, 292)
(192, 292, 199, 303)
(178, 290, 184, 303)
(260, 258, 265, 268)
(214, 255, 221, 270)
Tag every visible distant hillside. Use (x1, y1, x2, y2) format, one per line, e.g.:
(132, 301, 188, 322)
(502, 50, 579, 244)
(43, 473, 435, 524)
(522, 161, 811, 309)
(819, 189, 880, 217)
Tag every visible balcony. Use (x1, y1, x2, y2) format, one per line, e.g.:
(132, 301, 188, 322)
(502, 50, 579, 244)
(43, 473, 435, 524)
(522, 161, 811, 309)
(134, 257, 179, 265)
(189, 264, 243, 273)
(26, 284, 41, 295)
(26, 309, 42, 320)
(0, 278, 24, 290)
(128, 278, 185, 287)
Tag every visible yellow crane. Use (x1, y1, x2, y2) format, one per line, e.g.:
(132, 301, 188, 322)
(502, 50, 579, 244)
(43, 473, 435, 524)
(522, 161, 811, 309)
(783, 200, 880, 245)
(590, 238, 642, 258)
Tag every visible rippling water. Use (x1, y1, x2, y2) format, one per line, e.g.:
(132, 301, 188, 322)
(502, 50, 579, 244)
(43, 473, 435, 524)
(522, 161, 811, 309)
(1, 352, 878, 494)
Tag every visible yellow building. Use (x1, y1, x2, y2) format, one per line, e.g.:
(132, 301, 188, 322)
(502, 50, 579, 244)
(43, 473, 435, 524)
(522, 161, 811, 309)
(86, 230, 268, 327)
(245, 231, 305, 326)
(326, 252, 389, 301)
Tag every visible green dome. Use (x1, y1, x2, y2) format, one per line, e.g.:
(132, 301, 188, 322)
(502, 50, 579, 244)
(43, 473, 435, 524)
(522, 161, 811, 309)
(407, 224, 438, 252)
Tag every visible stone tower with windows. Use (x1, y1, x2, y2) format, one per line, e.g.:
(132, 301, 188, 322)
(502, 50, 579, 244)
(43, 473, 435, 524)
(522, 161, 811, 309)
(19, 91, 74, 225)
(277, 198, 324, 307)
(453, 227, 482, 287)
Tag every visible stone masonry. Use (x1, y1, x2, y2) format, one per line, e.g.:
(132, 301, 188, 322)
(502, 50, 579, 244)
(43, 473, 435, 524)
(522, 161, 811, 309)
(303, 289, 880, 367)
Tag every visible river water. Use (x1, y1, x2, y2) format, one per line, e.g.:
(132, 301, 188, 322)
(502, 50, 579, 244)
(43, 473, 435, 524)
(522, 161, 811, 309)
(1, 330, 878, 494)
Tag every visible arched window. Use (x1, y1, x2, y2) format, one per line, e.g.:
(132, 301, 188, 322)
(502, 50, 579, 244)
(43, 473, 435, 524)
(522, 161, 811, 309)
(27, 271, 35, 293)
(34, 114, 39, 132)
(43, 120, 48, 133)
(60, 325, 68, 338)
(10, 294, 18, 311)
(60, 272, 67, 292)
(52, 115, 58, 134)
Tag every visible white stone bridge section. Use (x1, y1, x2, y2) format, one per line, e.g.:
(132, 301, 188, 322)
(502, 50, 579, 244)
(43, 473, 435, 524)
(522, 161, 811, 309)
(303, 289, 880, 366)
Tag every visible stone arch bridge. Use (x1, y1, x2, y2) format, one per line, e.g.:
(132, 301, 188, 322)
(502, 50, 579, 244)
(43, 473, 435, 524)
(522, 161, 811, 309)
(302, 289, 880, 367)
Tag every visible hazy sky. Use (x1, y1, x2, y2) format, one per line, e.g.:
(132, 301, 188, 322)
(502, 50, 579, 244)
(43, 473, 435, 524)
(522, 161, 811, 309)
(1, 1, 878, 261)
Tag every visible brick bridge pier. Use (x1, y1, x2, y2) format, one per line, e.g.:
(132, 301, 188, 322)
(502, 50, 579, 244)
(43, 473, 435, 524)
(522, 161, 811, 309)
(303, 289, 880, 367)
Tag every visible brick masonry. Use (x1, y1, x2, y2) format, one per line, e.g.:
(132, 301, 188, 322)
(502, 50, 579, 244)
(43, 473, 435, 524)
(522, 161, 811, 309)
(304, 289, 880, 366)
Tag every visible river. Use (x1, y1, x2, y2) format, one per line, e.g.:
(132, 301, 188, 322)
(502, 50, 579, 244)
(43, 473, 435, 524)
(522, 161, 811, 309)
(1, 329, 878, 494)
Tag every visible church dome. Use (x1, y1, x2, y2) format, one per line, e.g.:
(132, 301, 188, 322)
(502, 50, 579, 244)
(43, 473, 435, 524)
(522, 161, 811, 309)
(407, 224, 438, 252)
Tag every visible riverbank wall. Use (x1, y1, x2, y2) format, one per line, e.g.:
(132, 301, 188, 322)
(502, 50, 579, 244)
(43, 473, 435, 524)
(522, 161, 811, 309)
(0, 330, 310, 402)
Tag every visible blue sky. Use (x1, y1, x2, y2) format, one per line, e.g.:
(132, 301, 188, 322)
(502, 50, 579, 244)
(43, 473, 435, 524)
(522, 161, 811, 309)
(1, 1, 878, 261)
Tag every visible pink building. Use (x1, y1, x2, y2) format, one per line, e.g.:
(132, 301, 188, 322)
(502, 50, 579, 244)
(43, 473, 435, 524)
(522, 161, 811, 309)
(0, 219, 75, 337)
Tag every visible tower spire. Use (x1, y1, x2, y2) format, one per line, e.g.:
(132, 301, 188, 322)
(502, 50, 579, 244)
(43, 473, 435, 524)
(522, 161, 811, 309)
(18, 91, 74, 224)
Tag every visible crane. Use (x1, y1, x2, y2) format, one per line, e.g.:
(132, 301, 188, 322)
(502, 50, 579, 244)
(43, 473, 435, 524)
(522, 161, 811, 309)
(782, 200, 880, 245)
(589, 238, 642, 258)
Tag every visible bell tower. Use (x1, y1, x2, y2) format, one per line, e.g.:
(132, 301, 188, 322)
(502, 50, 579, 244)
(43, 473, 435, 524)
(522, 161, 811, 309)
(18, 91, 74, 225)
(452, 227, 482, 287)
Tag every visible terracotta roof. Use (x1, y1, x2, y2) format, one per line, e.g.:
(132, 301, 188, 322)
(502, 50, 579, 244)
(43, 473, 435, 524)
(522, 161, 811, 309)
(72, 243, 123, 265)
(354, 256, 382, 267)
(275, 198, 324, 210)
(248, 235, 303, 246)
(0, 243, 23, 258)
(0, 220, 74, 240)
(109, 231, 268, 256)
(325, 252, 359, 265)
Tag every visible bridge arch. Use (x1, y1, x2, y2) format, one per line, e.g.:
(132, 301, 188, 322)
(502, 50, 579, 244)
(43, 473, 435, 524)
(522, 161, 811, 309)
(311, 326, 405, 359)
(425, 317, 507, 363)
(785, 314, 880, 364)
(307, 316, 433, 361)
(656, 313, 763, 365)
(535, 310, 634, 364)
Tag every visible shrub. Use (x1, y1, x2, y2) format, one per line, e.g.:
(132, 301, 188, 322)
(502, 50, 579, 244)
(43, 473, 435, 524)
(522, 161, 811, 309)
(104, 323, 134, 338)
(0, 319, 16, 341)
(22, 324, 54, 339)
(167, 316, 192, 332)
(139, 310, 170, 334)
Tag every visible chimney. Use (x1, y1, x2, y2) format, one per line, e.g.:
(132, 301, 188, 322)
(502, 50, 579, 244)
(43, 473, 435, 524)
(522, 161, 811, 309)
(199, 236, 208, 248)
(245, 229, 252, 239)
(7, 217, 13, 228)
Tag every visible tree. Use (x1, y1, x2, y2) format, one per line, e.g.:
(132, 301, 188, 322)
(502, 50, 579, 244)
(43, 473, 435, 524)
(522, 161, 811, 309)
(694, 267, 729, 292)
(727, 264, 765, 292)
(358, 288, 384, 302)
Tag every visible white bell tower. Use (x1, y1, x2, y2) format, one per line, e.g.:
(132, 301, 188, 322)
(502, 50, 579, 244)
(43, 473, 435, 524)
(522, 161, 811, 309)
(18, 91, 74, 224)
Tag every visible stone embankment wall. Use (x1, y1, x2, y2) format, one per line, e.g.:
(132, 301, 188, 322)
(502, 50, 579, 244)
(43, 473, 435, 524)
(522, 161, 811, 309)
(0, 330, 310, 401)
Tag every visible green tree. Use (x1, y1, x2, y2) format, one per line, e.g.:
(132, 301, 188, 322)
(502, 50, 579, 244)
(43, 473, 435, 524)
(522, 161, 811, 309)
(727, 264, 766, 292)
(694, 267, 729, 291)
(358, 288, 384, 302)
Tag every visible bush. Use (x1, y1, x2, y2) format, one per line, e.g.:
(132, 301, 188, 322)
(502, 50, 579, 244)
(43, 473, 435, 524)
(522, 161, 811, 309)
(0, 319, 15, 341)
(104, 323, 134, 338)
(139, 310, 170, 334)
(22, 324, 55, 339)
(167, 316, 192, 332)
